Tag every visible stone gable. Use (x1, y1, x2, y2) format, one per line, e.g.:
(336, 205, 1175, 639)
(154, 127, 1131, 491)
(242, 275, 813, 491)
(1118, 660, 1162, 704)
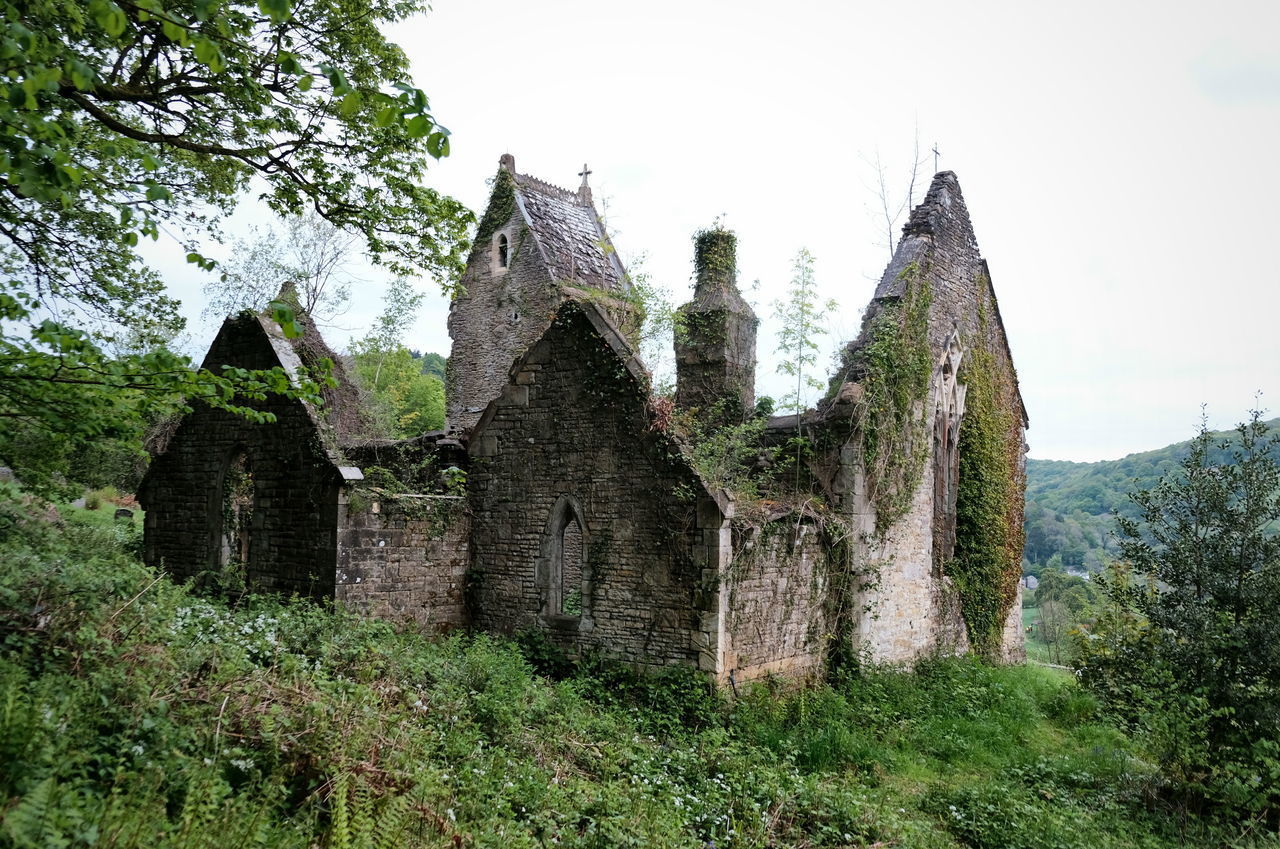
(142, 162, 1028, 679)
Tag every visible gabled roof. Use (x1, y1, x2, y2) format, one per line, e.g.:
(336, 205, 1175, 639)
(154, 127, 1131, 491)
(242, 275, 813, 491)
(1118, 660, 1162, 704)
(503, 158, 629, 291)
(140, 308, 363, 500)
(469, 299, 733, 519)
(828, 171, 1028, 428)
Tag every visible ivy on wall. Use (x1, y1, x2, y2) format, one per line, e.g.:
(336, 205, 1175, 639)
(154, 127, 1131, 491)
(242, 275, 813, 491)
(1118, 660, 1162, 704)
(950, 289, 1025, 657)
(473, 167, 517, 252)
(856, 265, 933, 533)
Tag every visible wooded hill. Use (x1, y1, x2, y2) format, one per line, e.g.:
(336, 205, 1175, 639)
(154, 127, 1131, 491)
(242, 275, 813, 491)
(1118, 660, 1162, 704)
(1023, 417, 1280, 574)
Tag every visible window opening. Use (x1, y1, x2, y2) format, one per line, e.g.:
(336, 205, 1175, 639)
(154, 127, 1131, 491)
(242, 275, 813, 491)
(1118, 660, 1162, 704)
(497, 233, 509, 268)
(219, 449, 255, 571)
(542, 496, 589, 621)
(560, 516, 584, 615)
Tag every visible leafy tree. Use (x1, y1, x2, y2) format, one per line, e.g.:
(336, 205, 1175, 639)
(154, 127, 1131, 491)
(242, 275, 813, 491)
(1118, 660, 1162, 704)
(772, 248, 835, 417)
(416, 351, 447, 381)
(201, 211, 359, 325)
(350, 277, 443, 436)
(0, 0, 469, 489)
(1076, 410, 1280, 816)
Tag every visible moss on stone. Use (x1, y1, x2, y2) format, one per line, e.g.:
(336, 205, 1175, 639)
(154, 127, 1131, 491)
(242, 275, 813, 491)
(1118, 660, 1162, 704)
(693, 226, 736, 281)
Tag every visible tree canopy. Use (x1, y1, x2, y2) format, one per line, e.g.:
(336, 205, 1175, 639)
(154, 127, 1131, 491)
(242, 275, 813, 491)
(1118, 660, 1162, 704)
(0, 0, 472, 489)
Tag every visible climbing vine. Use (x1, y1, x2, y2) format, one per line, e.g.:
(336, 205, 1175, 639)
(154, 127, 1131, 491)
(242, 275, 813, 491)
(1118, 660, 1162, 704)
(349, 464, 466, 537)
(949, 290, 1025, 657)
(473, 167, 517, 251)
(693, 225, 736, 280)
(855, 264, 933, 532)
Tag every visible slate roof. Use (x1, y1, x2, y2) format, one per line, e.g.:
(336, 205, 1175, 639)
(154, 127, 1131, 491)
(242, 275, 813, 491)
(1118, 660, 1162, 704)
(512, 171, 628, 292)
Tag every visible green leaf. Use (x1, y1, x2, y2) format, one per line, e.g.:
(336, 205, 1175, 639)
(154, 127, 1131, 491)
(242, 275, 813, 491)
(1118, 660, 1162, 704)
(405, 115, 430, 138)
(426, 131, 450, 159)
(278, 51, 303, 76)
(161, 19, 189, 45)
(297, 74, 313, 92)
(90, 0, 129, 37)
(267, 300, 302, 338)
(339, 90, 362, 117)
(194, 38, 224, 72)
(257, 0, 292, 24)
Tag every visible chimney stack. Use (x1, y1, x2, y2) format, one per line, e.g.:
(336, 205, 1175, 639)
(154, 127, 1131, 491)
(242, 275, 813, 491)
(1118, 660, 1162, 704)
(674, 227, 758, 425)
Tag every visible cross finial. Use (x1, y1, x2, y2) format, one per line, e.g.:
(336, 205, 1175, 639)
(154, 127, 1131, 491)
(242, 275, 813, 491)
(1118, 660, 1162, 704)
(576, 163, 593, 205)
(932, 143, 941, 173)
(579, 163, 592, 184)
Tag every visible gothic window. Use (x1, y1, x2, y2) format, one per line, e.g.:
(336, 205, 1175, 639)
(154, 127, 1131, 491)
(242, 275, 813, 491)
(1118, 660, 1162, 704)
(560, 517, 584, 616)
(217, 448, 255, 571)
(497, 233, 509, 269)
(542, 495, 588, 621)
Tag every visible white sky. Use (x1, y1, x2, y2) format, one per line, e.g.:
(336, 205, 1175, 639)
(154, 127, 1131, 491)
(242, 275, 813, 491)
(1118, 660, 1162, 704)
(163, 0, 1280, 462)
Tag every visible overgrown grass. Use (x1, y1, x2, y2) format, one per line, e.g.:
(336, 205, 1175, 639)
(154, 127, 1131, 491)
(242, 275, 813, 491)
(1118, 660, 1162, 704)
(0, 491, 1271, 848)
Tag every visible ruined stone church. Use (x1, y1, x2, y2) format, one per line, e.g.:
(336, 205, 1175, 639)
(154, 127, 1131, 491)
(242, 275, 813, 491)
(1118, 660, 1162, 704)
(139, 154, 1028, 682)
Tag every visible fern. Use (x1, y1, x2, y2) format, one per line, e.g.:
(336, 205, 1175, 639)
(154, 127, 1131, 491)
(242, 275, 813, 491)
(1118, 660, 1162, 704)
(327, 772, 411, 849)
(3, 777, 61, 849)
(330, 772, 352, 849)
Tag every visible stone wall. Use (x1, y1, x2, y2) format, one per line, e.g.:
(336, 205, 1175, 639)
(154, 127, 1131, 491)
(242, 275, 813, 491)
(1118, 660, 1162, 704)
(138, 314, 343, 597)
(467, 304, 724, 670)
(446, 199, 556, 433)
(724, 516, 830, 682)
(335, 494, 470, 630)
(828, 171, 1026, 663)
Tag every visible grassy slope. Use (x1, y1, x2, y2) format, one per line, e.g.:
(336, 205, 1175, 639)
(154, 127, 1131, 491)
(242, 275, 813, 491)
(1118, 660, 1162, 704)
(0, 494, 1262, 849)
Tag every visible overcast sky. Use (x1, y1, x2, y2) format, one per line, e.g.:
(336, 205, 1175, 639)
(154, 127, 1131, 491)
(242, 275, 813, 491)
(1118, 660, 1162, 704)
(167, 0, 1280, 462)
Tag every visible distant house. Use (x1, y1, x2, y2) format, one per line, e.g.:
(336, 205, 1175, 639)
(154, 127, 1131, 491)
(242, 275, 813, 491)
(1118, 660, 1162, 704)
(141, 155, 1029, 681)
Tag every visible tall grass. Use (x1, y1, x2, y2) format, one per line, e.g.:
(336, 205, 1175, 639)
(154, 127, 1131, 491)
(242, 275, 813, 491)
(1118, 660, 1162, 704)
(0, 491, 1266, 848)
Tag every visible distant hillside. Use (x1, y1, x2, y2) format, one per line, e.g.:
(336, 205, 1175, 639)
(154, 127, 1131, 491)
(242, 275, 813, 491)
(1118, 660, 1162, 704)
(1022, 417, 1280, 574)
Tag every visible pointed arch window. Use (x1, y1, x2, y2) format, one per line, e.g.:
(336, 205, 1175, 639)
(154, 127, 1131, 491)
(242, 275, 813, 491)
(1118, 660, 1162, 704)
(541, 495, 590, 623)
(217, 447, 255, 571)
(496, 233, 510, 271)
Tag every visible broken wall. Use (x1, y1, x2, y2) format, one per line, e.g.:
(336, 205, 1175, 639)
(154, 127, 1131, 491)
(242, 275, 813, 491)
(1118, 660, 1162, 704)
(723, 516, 831, 683)
(138, 314, 342, 597)
(336, 494, 470, 630)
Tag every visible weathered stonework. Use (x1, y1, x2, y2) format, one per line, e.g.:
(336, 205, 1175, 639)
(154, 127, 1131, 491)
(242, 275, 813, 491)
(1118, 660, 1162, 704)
(446, 154, 632, 434)
(143, 161, 1027, 682)
(467, 302, 729, 671)
(138, 313, 349, 597)
(140, 315, 471, 625)
(675, 229, 758, 423)
(336, 494, 469, 630)
(817, 171, 1029, 662)
(724, 515, 831, 683)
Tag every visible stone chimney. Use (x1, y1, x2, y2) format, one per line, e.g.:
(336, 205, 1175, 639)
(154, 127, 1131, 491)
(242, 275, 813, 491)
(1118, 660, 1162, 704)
(674, 227, 758, 425)
(499, 152, 516, 174)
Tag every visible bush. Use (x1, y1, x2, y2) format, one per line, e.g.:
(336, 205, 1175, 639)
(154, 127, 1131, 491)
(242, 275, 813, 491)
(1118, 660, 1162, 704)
(1078, 411, 1280, 819)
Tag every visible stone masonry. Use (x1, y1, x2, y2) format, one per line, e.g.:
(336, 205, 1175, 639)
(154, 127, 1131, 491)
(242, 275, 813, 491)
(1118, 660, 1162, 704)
(674, 229, 759, 423)
(467, 302, 729, 671)
(143, 158, 1028, 682)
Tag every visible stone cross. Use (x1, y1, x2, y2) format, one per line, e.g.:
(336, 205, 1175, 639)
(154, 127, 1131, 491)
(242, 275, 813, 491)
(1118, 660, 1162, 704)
(932, 143, 941, 173)
(578, 164, 592, 185)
